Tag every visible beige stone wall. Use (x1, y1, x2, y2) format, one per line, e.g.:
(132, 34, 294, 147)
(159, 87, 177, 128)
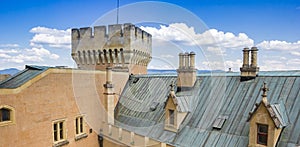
(0, 68, 129, 146)
(177, 70, 196, 88)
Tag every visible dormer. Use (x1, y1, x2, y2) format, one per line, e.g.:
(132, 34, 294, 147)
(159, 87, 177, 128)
(248, 83, 288, 147)
(164, 83, 189, 132)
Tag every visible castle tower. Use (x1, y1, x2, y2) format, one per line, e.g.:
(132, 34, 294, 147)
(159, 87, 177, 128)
(71, 23, 152, 74)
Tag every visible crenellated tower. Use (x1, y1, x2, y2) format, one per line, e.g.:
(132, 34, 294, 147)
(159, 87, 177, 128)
(71, 23, 152, 74)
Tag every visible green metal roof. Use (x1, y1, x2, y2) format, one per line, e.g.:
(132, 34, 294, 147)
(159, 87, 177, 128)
(0, 65, 50, 89)
(115, 72, 300, 146)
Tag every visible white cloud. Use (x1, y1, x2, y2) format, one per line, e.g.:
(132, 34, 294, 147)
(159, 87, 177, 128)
(141, 23, 254, 50)
(0, 49, 20, 54)
(224, 59, 242, 71)
(291, 51, 300, 56)
(0, 44, 19, 48)
(0, 43, 60, 70)
(30, 26, 71, 49)
(148, 64, 175, 70)
(0, 53, 11, 58)
(160, 54, 174, 58)
(256, 40, 300, 51)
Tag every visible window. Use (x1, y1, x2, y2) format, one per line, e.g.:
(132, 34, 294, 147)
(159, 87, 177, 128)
(257, 124, 268, 145)
(212, 116, 228, 130)
(53, 120, 66, 142)
(0, 105, 15, 126)
(75, 116, 84, 135)
(169, 109, 175, 125)
(0, 108, 10, 122)
(74, 116, 87, 141)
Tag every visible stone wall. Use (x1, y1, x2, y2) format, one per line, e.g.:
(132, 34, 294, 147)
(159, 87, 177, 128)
(0, 68, 129, 146)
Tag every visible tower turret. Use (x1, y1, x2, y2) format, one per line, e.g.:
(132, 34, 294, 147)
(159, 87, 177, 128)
(71, 23, 152, 74)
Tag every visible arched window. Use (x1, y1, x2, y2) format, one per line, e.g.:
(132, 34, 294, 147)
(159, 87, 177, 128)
(0, 105, 15, 126)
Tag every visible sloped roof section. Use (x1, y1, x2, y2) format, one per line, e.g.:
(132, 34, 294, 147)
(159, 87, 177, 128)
(0, 65, 50, 89)
(271, 102, 289, 128)
(115, 71, 300, 147)
(175, 96, 190, 112)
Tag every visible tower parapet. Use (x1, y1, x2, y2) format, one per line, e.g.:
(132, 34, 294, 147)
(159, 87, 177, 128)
(71, 23, 152, 74)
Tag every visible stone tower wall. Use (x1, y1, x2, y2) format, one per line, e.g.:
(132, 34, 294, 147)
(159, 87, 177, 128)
(71, 23, 152, 74)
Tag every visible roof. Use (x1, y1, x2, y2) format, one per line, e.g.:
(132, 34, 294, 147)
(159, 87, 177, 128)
(115, 71, 300, 146)
(248, 99, 289, 129)
(0, 65, 50, 88)
(175, 96, 190, 112)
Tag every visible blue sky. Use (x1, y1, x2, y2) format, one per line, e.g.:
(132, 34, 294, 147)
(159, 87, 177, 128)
(0, 0, 300, 71)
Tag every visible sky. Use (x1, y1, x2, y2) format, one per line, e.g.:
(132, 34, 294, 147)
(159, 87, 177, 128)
(0, 0, 300, 71)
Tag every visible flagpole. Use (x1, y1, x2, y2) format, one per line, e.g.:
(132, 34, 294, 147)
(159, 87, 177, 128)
(117, 0, 119, 24)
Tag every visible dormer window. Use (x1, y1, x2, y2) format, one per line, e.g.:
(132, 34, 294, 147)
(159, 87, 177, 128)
(164, 83, 189, 132)
(248, 83, 288, 147)
(257, 124, 268, 145)
(169, 109, 175, 126)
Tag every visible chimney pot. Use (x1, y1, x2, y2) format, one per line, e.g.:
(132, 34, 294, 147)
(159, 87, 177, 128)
(184, 52, 189, 69)
(189, 52, 196, 69)
(179, 53, 184, 69)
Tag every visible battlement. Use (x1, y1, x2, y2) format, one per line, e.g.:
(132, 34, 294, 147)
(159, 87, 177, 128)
(71, 23, 152, 42)
(71, 23, 152, 74)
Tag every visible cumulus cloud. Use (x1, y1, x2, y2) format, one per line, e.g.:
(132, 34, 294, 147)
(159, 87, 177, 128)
(30, 26, 71, 49)
(0, 44, 59, 65)
(141, 23, 254, 50)
(257, 40, 300, 51)
(142, 23, 300, 71)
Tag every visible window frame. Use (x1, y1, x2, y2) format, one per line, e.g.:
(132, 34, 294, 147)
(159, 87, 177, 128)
(53, 119, 67, 143)
(257, 123, 268, 146)
(75, 116, 85, 135)
(168, 109, 175, 126)
(0, 105, 15, 126)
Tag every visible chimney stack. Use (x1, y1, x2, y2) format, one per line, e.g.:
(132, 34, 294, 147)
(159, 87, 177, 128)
(242, 48, 250, 68)
(250, 47, 258, 68)
(103, 67, 115, 124)
(184, 52, 189, 69)
(189, 52, 196, 69)
(177, 52, 197, 91)
(179, 53, 184, 69)
(240, 47, 259, 81)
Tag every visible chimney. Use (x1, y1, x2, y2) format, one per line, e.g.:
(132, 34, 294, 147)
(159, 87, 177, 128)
(242, 48, 250, 68)
(189, 51, 196, 69)
(184, 52, 189, 69)
(177, 52, 197, 91)
(240, 47, 259, 81)
(103, 67, 115, 124)
(250, 47, 258, 68)
(179, 53, 184, 69)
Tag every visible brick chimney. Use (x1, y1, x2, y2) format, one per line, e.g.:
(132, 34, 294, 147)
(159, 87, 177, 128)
(177, 52, 197, 91)
(240, 47, 259, 81)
